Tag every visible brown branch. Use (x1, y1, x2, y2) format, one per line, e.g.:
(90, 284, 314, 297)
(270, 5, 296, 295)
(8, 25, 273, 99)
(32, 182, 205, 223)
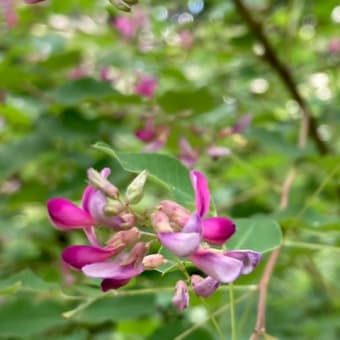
(232, 0, 329, 155)
(250, 247, 281, 340)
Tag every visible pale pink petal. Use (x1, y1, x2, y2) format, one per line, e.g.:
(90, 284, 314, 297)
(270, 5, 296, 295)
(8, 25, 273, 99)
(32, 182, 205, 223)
(82, 261, 144, 279)
(224, 250, 262, 275)
(158, 232, 200, 257)
(190, 249, 243, 283)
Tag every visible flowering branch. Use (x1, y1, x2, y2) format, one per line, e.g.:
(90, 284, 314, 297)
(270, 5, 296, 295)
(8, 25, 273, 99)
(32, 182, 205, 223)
(232, 0, 329, 155)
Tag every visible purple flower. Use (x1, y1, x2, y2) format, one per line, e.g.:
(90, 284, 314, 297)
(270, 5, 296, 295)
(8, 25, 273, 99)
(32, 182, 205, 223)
(47, 168, 128, 232)
(191, 275, 220, 297)
(190, 248, 261, 284)
(172, 280, 189, 312)
(206, 145, 231, 160)
(82, 242, 148, 291)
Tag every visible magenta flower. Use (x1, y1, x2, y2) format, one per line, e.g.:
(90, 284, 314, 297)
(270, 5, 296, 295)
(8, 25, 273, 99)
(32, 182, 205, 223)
(135, 117, 156, 143)
(155, 171, 236, 255)
(135, 75, 158, 98)
(47, 168, 127, 233)
(61, 227, 140, 270)
(190, 248, 261, 284)
(82, 242, 147, 291)
(191, 170, 236, 246)
(172, 280, 189, 312)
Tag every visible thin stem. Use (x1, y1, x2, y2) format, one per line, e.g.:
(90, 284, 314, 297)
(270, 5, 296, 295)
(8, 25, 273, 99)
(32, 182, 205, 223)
(232, 0, 329, 155)
(229, 283, 237, 340)
(175, 291, 255, 340)
(250, 247, 281, 340)
(199, 298, 225, 340)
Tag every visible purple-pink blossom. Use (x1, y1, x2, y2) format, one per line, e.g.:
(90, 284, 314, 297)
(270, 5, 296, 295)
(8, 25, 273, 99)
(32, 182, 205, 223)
(135, 75, 158, 98)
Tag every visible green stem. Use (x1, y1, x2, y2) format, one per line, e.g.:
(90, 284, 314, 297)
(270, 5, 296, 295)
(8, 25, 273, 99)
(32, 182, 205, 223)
(229, 283, 237, 340)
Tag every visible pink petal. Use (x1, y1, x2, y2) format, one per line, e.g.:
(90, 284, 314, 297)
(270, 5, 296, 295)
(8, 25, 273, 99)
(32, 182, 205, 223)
(158, 232, 201, 257)
(202, 217, 235, 245)
(82, 261, 144, 279)
(47, 198, 94, 230)
(224, 250, 262, 275)
(190, 171, 210, 218)
(81, 185, 95, 213)
(62, 245, 114, 269)
(190, 249, 243, 283)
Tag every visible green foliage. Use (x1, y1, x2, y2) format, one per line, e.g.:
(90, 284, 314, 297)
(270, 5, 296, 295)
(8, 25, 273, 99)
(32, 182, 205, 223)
(0, 0, 339, 339)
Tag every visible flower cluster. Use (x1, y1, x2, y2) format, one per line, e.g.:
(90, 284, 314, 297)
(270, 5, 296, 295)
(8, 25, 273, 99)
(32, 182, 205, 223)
(47, 168, 261, 311)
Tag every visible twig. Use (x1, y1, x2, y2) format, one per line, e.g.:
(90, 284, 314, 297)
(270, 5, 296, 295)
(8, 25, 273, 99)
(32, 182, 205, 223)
(250, 247, 281, 340)
(232, 0, 329, 155)
(230, 2, 329, 338)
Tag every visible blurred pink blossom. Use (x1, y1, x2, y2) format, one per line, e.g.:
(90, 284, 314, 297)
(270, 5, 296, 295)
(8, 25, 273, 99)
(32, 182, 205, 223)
(135, 75, 158, 98)
(113, 16, 137, 39)
(206, 145, 231, 160)
(328, 38, 340, 55)
(68, 66, 89, 80)
(178, 137, 199, 168)
(179, 30, 194, 49)
(1, 0, 18, 28)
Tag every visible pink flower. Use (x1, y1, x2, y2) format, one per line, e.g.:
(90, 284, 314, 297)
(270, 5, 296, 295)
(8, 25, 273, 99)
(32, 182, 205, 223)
(328, 38, 340, 55)
(113, 16, 137, 39)
(178, 137, 199, 168)
(82, 242, 148, 291)
(135, 75, 158, 98)
(135, 117, 169, 152)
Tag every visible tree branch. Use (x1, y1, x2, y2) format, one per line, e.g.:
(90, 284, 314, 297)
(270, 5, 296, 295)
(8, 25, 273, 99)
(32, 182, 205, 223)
(232, 0, 329, 155)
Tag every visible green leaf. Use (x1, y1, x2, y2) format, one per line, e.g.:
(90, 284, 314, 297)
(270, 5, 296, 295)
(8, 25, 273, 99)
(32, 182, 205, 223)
(93, 142, 194, 204)
(227, 217, 282, 253)
(51, 78, 116, 106)
(0, 269, 59, 294)
(158, 88, 217, 114)
(0, 295, 68, 338)
(74, 295, 157, 323)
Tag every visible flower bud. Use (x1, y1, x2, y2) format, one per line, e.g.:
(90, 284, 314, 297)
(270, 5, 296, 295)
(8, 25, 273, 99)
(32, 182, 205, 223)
(106, 227, 140, 249)
(159, 200, 190, 227)
(191, 275, 220, 297)
(172, 280, 189, 312)
(120, 242, 148, 267)
(125, 170, 148, 204)
(103, 201, 126, 216)
(87, 168, 119, 199)
(142, 254, 166, 270)
(119, 212, 137, 229)
(151, 211, 173, 233)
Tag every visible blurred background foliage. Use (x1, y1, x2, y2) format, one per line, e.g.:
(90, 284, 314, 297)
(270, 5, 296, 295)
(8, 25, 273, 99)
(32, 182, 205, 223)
(0, 0, 340, 339)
